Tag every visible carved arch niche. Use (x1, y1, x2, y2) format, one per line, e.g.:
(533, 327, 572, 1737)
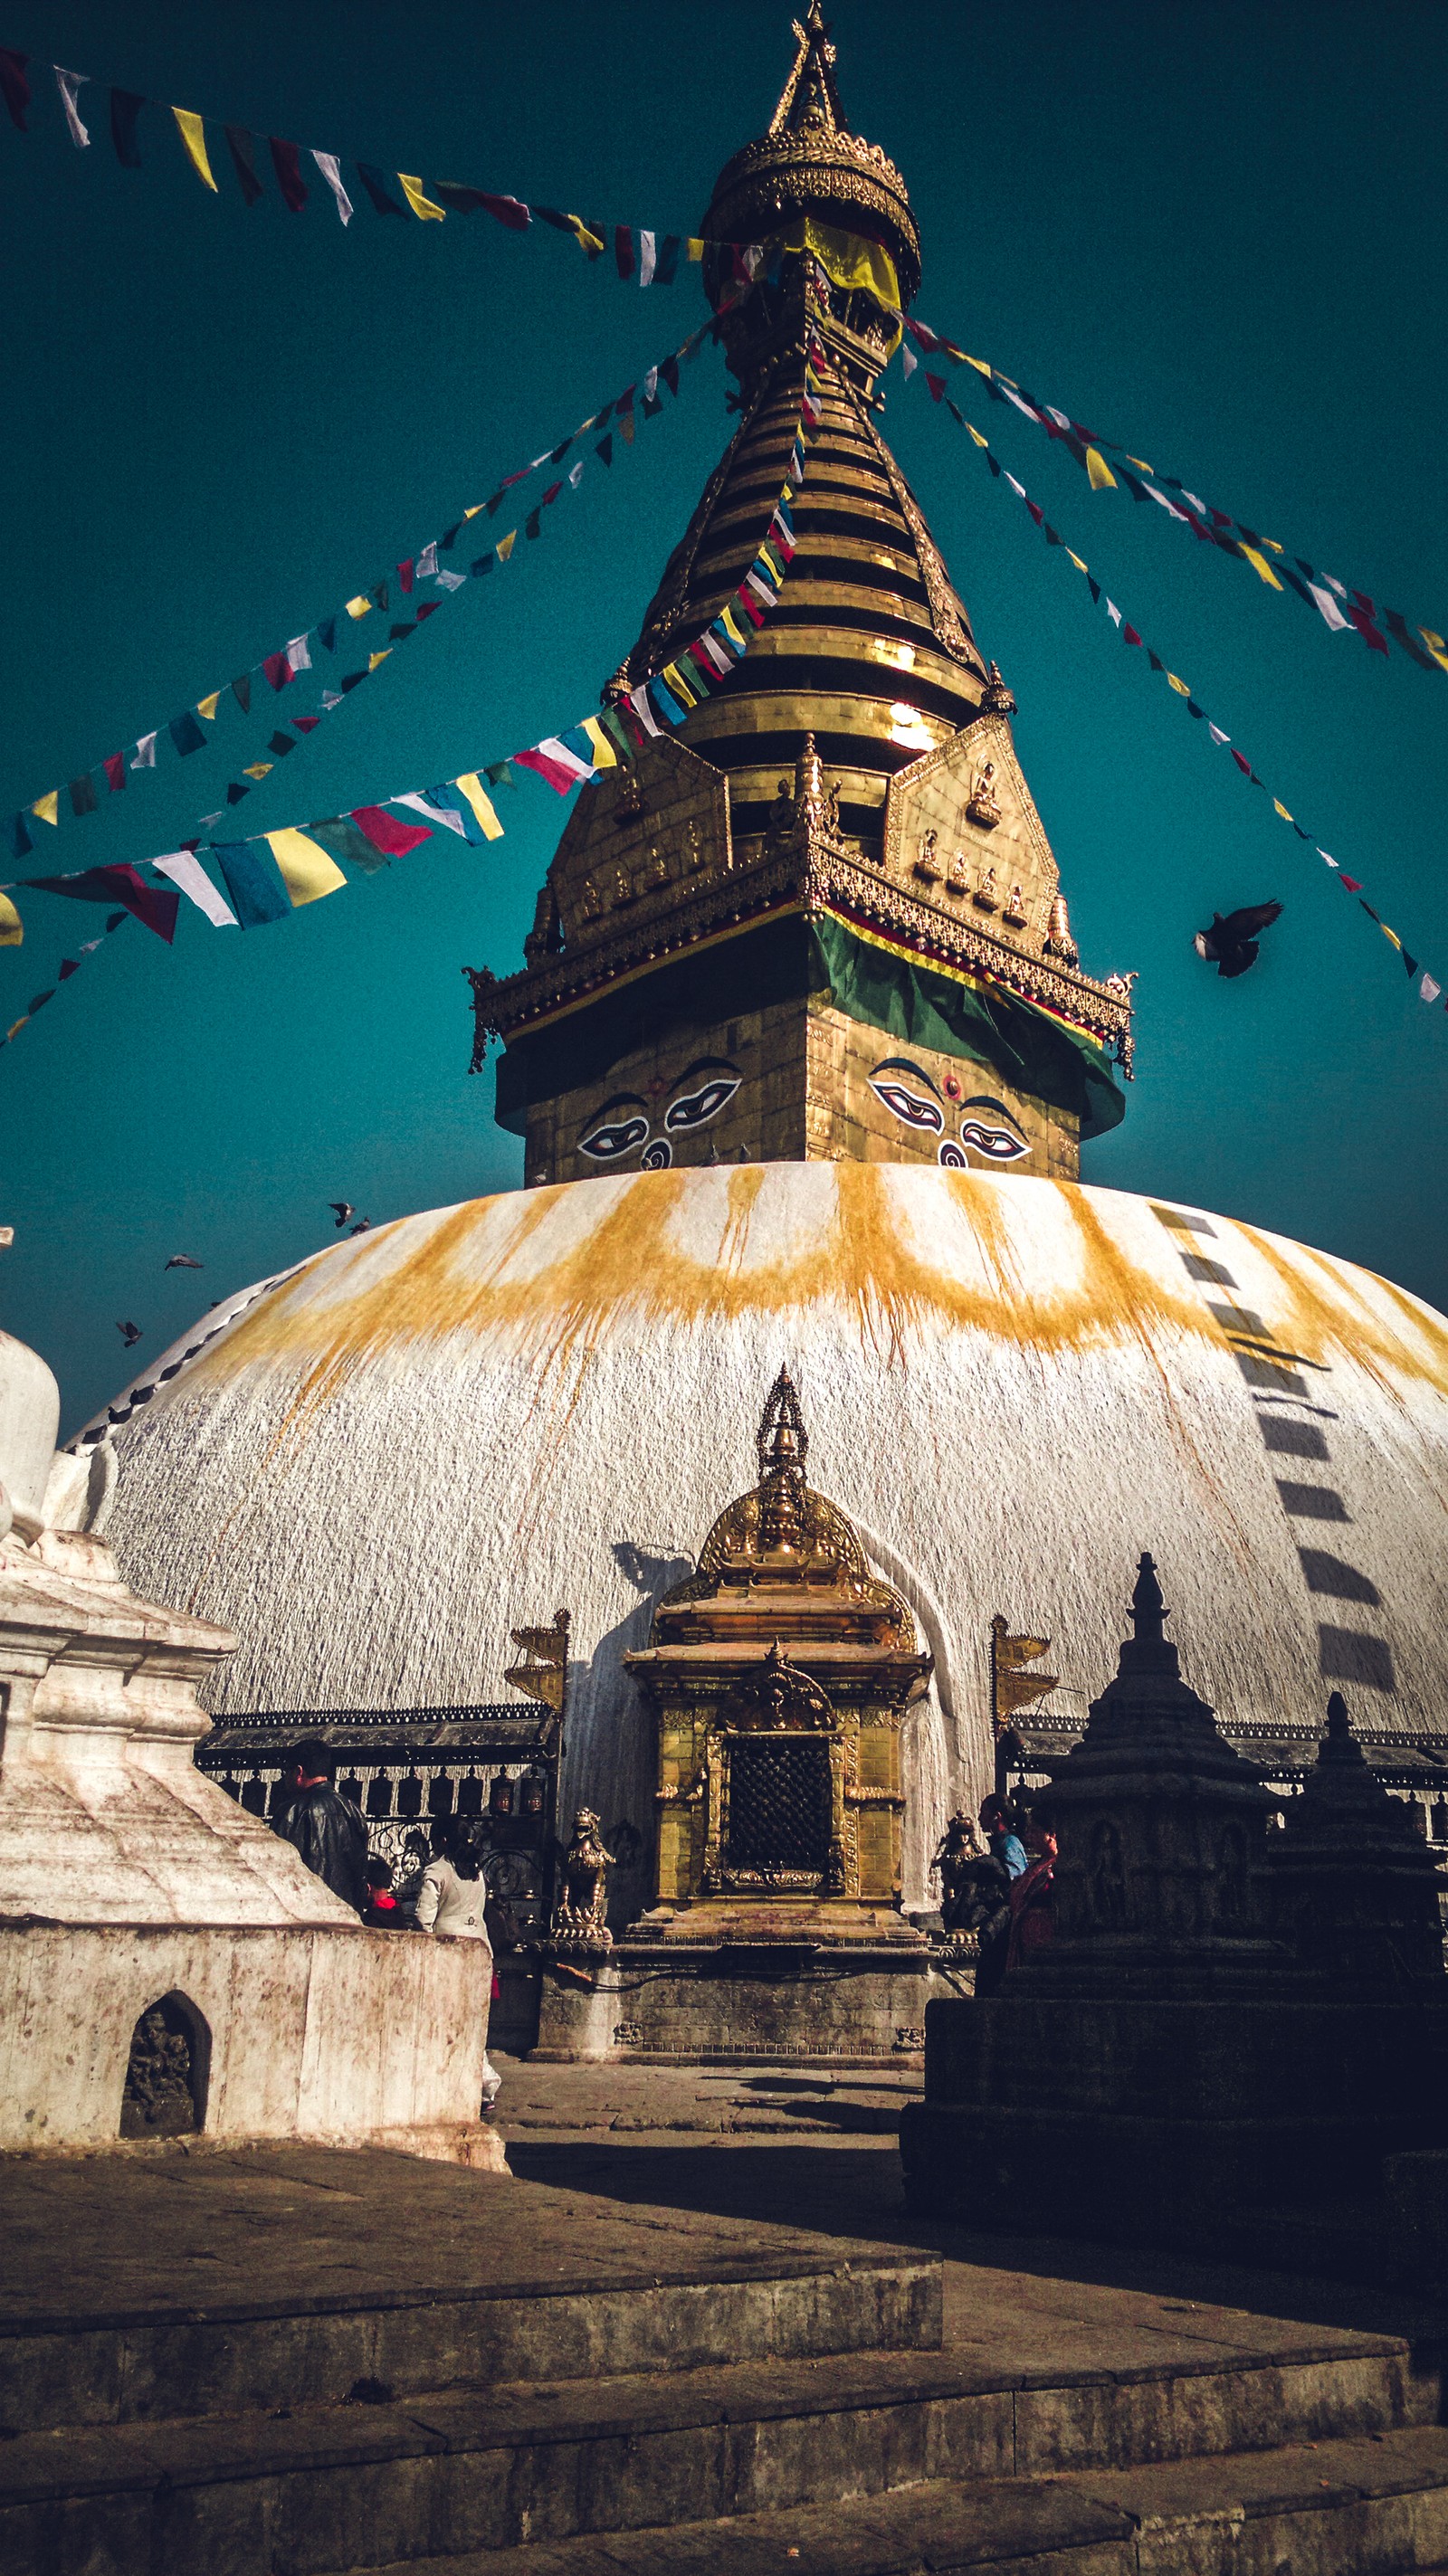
(881, 714, 1061, 940)
(119, 1990, 210, 2139)
(700, 1651, 853, 1901)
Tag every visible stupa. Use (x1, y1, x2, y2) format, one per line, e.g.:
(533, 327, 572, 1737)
(73, 11, 1448, 2059)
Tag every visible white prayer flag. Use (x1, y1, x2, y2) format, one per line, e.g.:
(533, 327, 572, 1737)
(628, 685, 662, 739)
(644, 366, 658, 402)
(392, 792, 466, 838)
(638, 230, 657, 288)
(1421, 974, 1442, 1005)
(568, 460, 585, 488)
(130, 732, 157, 769)
(1145, 485, 1189, 521)
(53, 67, 90, 147)
(153, 851, 240, 927)
(901, 345, 917, 378)
(310, 151, 354, 226)
(1106, 603, 1122, 629)
(1318, 850, 1339, 868)
(434, 568, 465, 592)
(416, 542, 439, 580)
(1005, 472, 1026, 499)
(285, 633, 311, 673)
(1207, 723, 1230, 746)
(1323, 572, 1348, 598)
(1306, 582, 1351, 632)
(320, 689, 343, 710)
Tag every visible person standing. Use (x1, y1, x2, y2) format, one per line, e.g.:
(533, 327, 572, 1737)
(415, 1820, 502, 2111)
(274, 1738, 368, 1914)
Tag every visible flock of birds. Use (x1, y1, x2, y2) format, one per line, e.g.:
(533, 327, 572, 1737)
(111, 901, 1282, 1354)
(115, 1202, 373, 1350)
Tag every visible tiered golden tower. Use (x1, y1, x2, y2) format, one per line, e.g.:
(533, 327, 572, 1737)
(480, 5, 1133, 1185)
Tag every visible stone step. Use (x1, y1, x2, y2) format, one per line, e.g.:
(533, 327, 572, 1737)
(0, 2154, 938, 2435)
(363, 2426, 1448, 2576)
(0, 2328, 1428, 2572)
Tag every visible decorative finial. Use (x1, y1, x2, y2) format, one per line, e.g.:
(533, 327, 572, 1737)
(757, 1365, 808, 1478)
(1129, 1553, 1167, 1643)
(981, 661, 1016, 717)
(1318, 1689, 1367, 1770)
(769, 4, 843, 136)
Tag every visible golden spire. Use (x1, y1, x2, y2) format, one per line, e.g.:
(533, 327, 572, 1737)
(768, 4, 845, 136)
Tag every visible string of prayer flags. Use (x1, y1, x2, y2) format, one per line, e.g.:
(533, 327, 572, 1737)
(919, 384, 1448, 1023)
(0, 908, 128, 1050)
(20, 863, 179, 942)
(901, 316, 1448, 681)
(4, 309, 719, 863)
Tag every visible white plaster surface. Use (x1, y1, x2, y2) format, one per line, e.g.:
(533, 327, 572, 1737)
(81, 1164, 1448, 1917)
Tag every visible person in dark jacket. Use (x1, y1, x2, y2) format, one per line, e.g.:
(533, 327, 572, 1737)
(275, 1738, 369, 1914)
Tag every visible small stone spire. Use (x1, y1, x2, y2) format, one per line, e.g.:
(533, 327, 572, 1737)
(757, 1366, 809, 1555)
(980, 661, 1016, 717)
(1118, 1551, 1180, 1679)
(768, 3, 845, 137)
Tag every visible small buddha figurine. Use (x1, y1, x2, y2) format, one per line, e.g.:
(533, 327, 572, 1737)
(614, 770, 644, 823)
(947, 849, 969, 895)
(1004, 881, 1027, 924)
(683, 819, 705, 873)
(974, 866, 999, 911)
(578, 876, 604, 923)
(644, 841, 669, 889)
(913, 827, 941, 883)
(607, 863, 634, 908)
(967, 762, 1003, 828)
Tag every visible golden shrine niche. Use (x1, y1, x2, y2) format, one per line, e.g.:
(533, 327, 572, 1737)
(626, 1368, 931, 1941)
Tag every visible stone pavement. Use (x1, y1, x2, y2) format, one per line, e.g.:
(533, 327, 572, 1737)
(493, 2051, 919, 2138)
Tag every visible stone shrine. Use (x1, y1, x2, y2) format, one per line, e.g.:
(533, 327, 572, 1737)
(901, 1554, 1448, 2242)
(534, 1371, 935, 2060)
(0, 1327, 502, 2163)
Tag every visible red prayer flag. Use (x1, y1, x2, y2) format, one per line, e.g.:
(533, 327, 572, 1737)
(737, 588, 767, 629)
(1122, 623, 1143, 649)
(348, 805, 433, 856)
(1339, 874, 1364, 893)
(262, 651, 292, 690)
(397, 558, 414, 593)
(513, 746, 580, 795)
(269, 137, 308, 212)
(614, 225, 634, 280)
(905, 318, 941, 351)
(58, 958, 80, 981)
(925, 371, 946, 403)
(1346, 603, 1389, 657)
(0, 48, 30, 132)
(102, 753, 126, 793)
(1230, 749, 1253, 775)
(291, 716, 321, 734)
(414, 601, 442, 622)
(541, 481, 563, 508)
(24, 863, 179, 943)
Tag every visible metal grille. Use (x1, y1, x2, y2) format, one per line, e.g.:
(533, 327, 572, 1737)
(726, 1739, 832, 1871)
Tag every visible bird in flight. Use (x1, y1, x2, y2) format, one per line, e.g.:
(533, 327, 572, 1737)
(1193, 901, 1282, 979)
(349, 1218, 372, 1235)
(164, 1253, 204, 1271)
(329, 1202, 354, 1227)
(116, 1320, 143, 1346)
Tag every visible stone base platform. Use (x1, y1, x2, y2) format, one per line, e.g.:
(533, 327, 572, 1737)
(533, 1934, 938, 2065)
(8, 2127, 1448, 2574)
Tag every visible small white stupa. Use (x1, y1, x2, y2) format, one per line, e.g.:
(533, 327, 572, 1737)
(0, 1323, 503, 2163)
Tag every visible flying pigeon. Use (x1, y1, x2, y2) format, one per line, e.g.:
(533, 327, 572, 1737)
(329, 1202, 354, 1227)
(164, 1254, 204, 1270)
(116, 1320, 142, 1346)
(349, 1218, 372, 1235)
(1194, 901, 1282, 980)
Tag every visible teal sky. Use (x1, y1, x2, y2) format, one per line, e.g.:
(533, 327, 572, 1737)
(3, 0, 1445, 1433)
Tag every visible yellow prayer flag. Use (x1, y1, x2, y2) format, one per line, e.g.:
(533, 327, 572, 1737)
(1167, 674, 1191, 696)
(962, 354, 992, 378)
(196, 691, 221, 722)
(0, 891, 22, 946)
(965, 422, 989, 450)
(1381, 925, 1403, 951)
(580, 717, 618, 771)
(31, 792, 58, 826)
(345, 595, 372, 621)
(1419, 627, 1448, 671)
(265, 829, 347, 908)
(464, 504, 484, 521)
(720, 605, 747, 650)
(1125, 455, 1155, 474)
(619, 412, 636, 444)
(1240, 546, 1283, 591)
(1085, 447, 1117, 492)
(1272, 799, 1294, 822)
(687, 238, 705, 261)
(454, 774, 504, 841)
(662, 662, 698, 707)
(495, 530, 517, 562)
(5, 1017, 29, 1041)
(1066, 551, 1089, 574)
(367, 649, 392, 672)
(243, 763, 273, 780)
(397, 174, 446, 222)
(172, 107, 218, 191)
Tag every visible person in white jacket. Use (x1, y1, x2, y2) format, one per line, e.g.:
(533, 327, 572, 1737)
(415, 1820, 501, 2110)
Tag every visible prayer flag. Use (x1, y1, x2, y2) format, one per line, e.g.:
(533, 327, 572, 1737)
(267, 731, 298, 756)
(348, 805, 433, 856)
(367, 650, 391, 672)
(1272, 799, 1293, 822)
(371, 580, 389, 612)
(1403, 947, 1419, 976)
(311, 150, 353, 224)
(485, 764, 516, 789)
(169, 711, 207, 756)
(1122, 623, 1143, 649)
(627, 685, 662, 739)
(103, 753, 126, 793)
(152, 851, 239, 927)
(196, 691, 221, 722)
(1340, 874, 1363, 892)
(534, 205, 605, 255)
(54, 67, 90, 148)
(453, 775, 504, 839)
(649, 676, 689, 723)
(719, 604, 748, 653)
(0, 891, 20, 946)
(131, 733, 157, 769)
(269, 138, 308, 211)
(397, 173, 445, 222)
(614, 225, 634, 280)
(516, 739, 594, 793)
(69, 774, 98, 817)
(595, 433, 614, 467)
(24, 862, 178, 941)
(1166, 674, 1191, 697)
(225, 783, 250, 804)
(0, 49, 30, 131)
(32, 792, 59, 825)
(357, 163, 406, 217)
(1239, 545, 1283, 591)
(416, 541, 438, 579)
(286, 634, 310, 673)
(301, 815, 392, 875)
(291, 715, 321, 734)
(172, 108, 216, 191)
(432, 183, 529, 227)
(1422, 974, 1442, 1004)
(266, 830, 347, 905)
(1345, 603, 1389, 657)
(1084, 447, 1116, 491)
(662, 661, 700, 708)
(1208, 723, 1230, 746)
(687, 238, 704, 261)
(262, 651, 292, 691)
(524, 510, 541, 541)
(224, 125, 263, 204)
(110, 89, 144, 166)
(1230, 749, 1253, 775)
(639, 229, 657, 287)
(213, 841, 291, 926)
(695, 630, 733, 679)
(577, 717, 619, 770)
(496, 529, 516, 561)
(654, 235, 681, 285)
(392, 791, 465, 838)
(1418, 626, 1448, 672)
(1386, 609, 1441, 671)
(243, 762, 273, 780)
(397, 558, 414, 592)
(345, 595, 371, 619)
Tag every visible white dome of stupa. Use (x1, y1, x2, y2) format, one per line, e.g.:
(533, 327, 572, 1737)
(83, 1163, 1448, 1912)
